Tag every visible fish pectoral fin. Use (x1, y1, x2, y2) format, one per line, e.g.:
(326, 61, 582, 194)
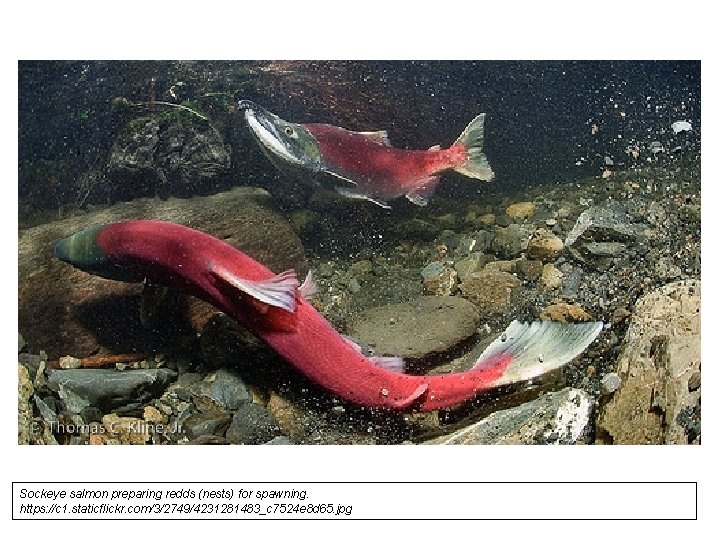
(208, 263, 299, 313)
(405, 175, 440, 206)
(351, 130, 392, 146)
(335, 187, 391, 209)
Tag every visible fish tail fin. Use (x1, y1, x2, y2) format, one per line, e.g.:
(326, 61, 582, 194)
(452, 113, 495, 181)
(472, 320, 604, 388)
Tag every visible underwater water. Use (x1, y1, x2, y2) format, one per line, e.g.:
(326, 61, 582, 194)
(18, 61, 700, 445)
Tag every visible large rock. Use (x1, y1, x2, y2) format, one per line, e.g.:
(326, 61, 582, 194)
(596, 280, 700, 444)
(565, 202, 646, 246)
(425, 388, 594, 445)
(18, 187, 308, 358)
(107, 116, 231, 195)
(18, 364, 35, 445)
(48, 368, 178, 412)
(347, 296, 480, 361)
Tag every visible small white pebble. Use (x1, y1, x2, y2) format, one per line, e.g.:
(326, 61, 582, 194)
(601, 373, 621, 395)
(59, 355, 82, 369)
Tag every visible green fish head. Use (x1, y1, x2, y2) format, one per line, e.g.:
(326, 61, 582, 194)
(54, 224, 140, 282)
(239, 100, 322, 171)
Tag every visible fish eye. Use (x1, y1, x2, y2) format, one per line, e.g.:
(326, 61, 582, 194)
(284, 126, 294, 136)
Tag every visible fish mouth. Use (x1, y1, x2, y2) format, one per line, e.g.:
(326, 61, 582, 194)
(238, 100, 304, 166)
(238, 100, 268, 115)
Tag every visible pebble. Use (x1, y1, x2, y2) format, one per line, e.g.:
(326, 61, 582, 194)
(459, 268, 521, 318)
(102, 413, 151, 444)
(422, 266, 458, 296)
(454, 253, 492, 282)
(425, 388, 594, 445)
(539, 302, 592, 323)
(59, 356, 82, 369)
(421, 261, 445, 280)
(349, 259, 373, 275)
(687, 372, 701, 392)
(143, 405, 168, 424)
(226, 403, 282, 444)
(582, 241, 626, 257)
(541, 263, 564, 289)
(265, 436, 293, 445)
(506, 201, 536, 219)
(561, 267, 583, 298)
(600, 373, 621, 395)
(345, 277, 361, 294)
(479, 213, 496, 225)
(183, 411, 232, 440)
(526, 228, 564, 261)
(516, 258, 543, 281)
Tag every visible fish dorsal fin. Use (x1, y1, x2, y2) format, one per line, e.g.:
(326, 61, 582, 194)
(352, 130, 391, 146)
(208, 263, 299, 313)
(299, 270, 318, 300)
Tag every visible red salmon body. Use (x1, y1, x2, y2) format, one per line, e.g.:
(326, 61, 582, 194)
(91, 220, 517, 410)
(304, 123, 468, 200)
(239, 100, 495, 208)
(55, 220, 602, 412)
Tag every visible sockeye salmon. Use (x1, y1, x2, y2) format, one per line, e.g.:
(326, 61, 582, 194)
(239, 100, 494, 208)
(54, 220, 602, 411)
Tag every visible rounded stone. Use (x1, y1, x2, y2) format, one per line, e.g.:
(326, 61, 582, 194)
(600, 373, 621, 395)
(348, 296, 480, 360)
(506, 202, 537, 219)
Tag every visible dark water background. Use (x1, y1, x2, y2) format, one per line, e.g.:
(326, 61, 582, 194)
(18, 60, 700, 224)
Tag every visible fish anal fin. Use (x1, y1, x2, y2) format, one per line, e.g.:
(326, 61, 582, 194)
(393, 383, 429, 408)
(209, 263, 299, 313)
(322, 168, 358, 186)
(405, 175, 440, 206)
(342, 335, 364, 354)
(368, 356, 405, 373)
(335, 187, 391, 209)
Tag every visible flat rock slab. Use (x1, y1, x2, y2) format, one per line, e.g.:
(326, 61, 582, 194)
(19, 187, 308, 358)
(48, 368, 177, 411)
(425, 388, 593, 445)
(348, 296, 480, 361)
